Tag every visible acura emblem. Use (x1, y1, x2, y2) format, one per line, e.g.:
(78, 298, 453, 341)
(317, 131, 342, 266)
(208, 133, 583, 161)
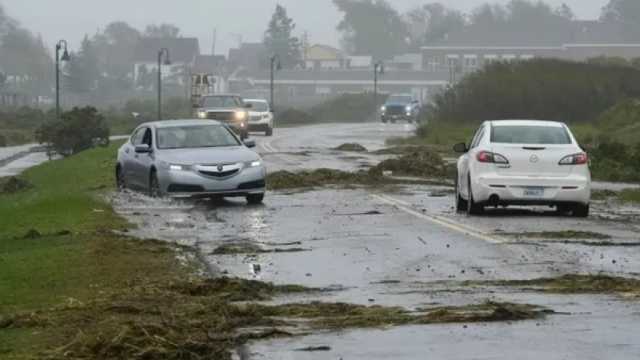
(530, 155, 539, 163)
(217, 165, 224, 172)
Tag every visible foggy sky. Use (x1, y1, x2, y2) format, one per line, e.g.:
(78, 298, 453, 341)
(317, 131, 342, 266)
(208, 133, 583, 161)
(3, 0, 608, 55)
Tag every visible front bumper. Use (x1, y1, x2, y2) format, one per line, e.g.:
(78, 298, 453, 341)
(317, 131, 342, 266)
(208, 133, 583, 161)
(249, 118, 272, 131)
(382, 113, 415, 122)
(157, 166, 266, 198)
(472, 173, 591, 205)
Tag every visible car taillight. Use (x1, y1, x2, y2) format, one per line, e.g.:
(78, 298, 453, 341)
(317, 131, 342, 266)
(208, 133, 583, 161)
(559, 152, 588, 165)
(476, 151, 509, 164)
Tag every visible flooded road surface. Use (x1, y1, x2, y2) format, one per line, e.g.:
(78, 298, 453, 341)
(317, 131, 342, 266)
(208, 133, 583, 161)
(112, 123, 640, 359)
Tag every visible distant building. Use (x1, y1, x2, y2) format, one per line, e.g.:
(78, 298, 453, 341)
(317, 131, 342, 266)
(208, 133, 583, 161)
(227, 43, 266, 73)
(133, 37, 200, 86)
(304, 44, 348, 70)
(229, 68, 448, 108)
(421, 20, 640, 79)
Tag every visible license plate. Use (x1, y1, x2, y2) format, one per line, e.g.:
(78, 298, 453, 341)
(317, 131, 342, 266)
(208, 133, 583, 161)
(523, 187, 544, 197)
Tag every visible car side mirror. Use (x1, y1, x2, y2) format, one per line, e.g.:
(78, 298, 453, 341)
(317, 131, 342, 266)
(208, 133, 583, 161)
(245, 103, 253, 109)
(453, 143, 468, 153)
(244, 139, 256, 148)
(135, 144, 152, 153)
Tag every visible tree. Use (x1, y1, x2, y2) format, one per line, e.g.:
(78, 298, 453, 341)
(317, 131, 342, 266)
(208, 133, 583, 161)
(36, 107, 110, 157)
(263, 5, 302, 69)
(406, 3, 466, 48)
(555, 3, 574, 20)
(333, 0, 408, 59)
(144, 24, 181, 38)
(67, 35, 101, 93)
(94, 21, 140, 83)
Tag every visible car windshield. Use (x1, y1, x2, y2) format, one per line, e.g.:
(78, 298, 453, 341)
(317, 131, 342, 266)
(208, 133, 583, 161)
(201, 96, 240, 108)
(491, 125, 572, 144)
(156, 125, 240, 149)
(387, 95, 413, 103)
(246, 101, 269, 112)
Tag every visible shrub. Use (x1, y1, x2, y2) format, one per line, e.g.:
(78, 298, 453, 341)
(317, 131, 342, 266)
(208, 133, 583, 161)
(277, 108, 317, 125)
(0, 134, 6, 147)
(36, 107, 110, 157)
(427, 59, 640, 125)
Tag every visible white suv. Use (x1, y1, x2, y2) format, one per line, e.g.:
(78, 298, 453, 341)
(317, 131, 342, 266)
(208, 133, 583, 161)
(454, 120, 591, 217)
(244, 99, 274, 136)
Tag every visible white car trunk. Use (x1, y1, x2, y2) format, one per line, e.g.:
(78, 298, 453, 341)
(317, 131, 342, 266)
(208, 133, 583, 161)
(490, 144, 577, 178)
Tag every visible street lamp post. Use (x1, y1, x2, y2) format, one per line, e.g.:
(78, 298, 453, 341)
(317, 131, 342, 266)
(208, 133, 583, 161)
(373, 61, 384, 114)
(157, 48, 171, 120)
(270, 55, 281, 112)
(55, 40, 70, 119)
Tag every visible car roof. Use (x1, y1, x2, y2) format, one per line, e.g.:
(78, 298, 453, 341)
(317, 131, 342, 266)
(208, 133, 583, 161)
(244, 99, 268, 103)
(140, 119, 223, 128)
(489, 120, 566, 127)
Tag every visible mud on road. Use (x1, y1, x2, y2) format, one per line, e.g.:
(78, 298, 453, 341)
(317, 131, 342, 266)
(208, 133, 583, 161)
(113, 123, 640, 359)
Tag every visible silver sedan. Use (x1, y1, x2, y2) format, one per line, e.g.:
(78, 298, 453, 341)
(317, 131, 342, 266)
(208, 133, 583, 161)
(116, 120, 266, 204)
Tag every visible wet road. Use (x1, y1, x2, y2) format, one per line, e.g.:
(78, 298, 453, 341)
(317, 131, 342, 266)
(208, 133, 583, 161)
(112, 122, 640, 360)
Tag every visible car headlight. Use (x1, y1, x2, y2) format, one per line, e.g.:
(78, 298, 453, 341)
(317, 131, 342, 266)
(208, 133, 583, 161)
(169, 164, 189, 171)
(197, 111, 207, 119)
(405, 105, 412, 112)
(245, 160, 262, 168)
(235, 111, 247, 120)
(381, 106, 386, 112)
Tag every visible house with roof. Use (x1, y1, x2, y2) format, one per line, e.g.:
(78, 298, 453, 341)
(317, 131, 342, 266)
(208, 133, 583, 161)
(421, 21, 640, 79)
(227, 43, 266, 73)
(133, 37, 200, 88)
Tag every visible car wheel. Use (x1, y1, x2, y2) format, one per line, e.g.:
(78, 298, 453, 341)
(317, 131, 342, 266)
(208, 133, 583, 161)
(116, 166, 126, 191)
(467, 176, 484, 215)
(247, 193, 265, 205)
(381, 118, 387, 123)
(556, 204, 571, 215)
(455, 174, 467, 213)
(149, 171, 162, 198)
(572, 204, 590, 218)
(265, 127, 273, 136)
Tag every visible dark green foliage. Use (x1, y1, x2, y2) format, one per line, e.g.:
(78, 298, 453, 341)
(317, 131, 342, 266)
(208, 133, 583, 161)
(35, 107, 110, 157)
(0, 134, 6, 147)
(277, 108, 317, 125)
(278, 93, 386, 125)
(426, 59, 640, 124)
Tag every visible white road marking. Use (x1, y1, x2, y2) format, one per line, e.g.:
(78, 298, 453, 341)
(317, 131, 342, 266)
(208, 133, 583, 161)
(372, 194, 507, 244)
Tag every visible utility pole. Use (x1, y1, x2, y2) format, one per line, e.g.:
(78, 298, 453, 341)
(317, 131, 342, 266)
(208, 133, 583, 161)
(157, 48, 171, 120)
(55, 40, 70, 119)
(373, 61, 384, 114)
(270, 54, 281, 112)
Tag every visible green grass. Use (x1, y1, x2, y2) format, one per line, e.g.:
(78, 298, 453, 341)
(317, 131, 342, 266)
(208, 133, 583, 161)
(388, 122, 476, 149)
(0, 142, 195, 357)
(620, 188, 640, 203)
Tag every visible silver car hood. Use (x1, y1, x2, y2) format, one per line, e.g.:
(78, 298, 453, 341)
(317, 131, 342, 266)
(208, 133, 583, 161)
(157, 146, 259, 165)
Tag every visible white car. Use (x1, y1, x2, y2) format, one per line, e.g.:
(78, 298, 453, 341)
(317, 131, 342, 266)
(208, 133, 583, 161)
(454, 120, 591, 217)
(244, 99, 274, 136)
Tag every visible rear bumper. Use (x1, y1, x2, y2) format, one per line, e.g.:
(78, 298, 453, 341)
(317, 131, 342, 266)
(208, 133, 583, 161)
(472, 173, 591, 205)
